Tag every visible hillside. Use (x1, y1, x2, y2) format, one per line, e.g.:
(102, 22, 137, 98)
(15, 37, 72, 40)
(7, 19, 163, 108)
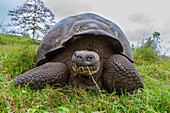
(0, 34, 169, 112)
(0, 34, 40, 45)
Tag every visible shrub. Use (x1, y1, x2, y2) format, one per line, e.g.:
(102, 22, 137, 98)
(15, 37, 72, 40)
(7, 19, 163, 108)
(132, 32, 163, 65)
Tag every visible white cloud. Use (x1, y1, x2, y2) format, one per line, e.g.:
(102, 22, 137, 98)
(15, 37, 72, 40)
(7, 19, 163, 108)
(44, 0, 92, 20)
(1, 0, 170, 56)
(127, 13, 154, 25)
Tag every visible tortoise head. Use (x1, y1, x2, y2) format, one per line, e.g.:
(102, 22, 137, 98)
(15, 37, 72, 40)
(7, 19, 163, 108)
(72, 50, 100, 76)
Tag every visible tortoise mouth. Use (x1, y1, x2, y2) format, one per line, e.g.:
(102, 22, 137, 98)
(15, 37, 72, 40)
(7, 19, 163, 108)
(72, 64, 99, 76)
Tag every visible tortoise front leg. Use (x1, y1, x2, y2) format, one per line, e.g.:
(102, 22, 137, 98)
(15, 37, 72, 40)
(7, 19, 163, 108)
(103, 54, 144, 94)
(14, 62, 69, 89)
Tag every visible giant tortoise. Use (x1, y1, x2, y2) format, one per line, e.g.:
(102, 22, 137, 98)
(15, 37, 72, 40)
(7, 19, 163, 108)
(14, 13, 144, 94)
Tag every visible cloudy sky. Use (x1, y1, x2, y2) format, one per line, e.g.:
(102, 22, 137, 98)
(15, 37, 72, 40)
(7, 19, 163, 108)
(0, 0, 169, 55)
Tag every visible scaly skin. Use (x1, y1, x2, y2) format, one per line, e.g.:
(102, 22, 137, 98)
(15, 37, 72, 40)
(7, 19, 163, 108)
(14, 62, 68, 89)
(13, 52, 144, 94)
(103, 54, 144, 94)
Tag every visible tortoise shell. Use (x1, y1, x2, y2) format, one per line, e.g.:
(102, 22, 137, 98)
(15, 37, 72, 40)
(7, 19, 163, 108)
(36, 13, 133, 66)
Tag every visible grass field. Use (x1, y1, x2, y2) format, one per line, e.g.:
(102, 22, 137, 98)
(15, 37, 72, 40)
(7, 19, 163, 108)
(0, 34, 169, 112)
(0, 34, 40, 45)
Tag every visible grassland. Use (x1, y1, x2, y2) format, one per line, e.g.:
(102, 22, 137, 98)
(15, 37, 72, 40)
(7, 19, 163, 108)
(0, 34, 40, 45)
(0, 34, 169, 112)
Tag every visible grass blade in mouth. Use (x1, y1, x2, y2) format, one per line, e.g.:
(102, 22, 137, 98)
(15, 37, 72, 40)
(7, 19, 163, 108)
(86, 66, 102, 95)
(72, 64, 99, 76)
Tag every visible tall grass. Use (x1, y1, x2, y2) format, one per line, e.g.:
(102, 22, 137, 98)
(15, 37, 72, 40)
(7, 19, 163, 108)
(0, 34, 169, 112)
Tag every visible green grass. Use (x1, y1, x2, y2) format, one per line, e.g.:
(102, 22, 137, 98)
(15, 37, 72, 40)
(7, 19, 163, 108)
(0, 34, 169, 112)
(0, 34, 40, 45)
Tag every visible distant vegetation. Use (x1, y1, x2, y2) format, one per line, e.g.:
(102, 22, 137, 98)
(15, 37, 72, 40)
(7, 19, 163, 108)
(0, 34, 169, 112)
(7, 0, 55, 43)
(132, 32, 169, 65)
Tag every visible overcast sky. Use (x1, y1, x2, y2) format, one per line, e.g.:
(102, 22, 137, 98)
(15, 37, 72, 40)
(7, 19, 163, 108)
(0, 0, 169, 55)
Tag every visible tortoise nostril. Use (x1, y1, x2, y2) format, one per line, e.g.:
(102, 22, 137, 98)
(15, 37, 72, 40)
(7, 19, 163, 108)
(86, 55, 94, 61)
(76, 54, 83, 60)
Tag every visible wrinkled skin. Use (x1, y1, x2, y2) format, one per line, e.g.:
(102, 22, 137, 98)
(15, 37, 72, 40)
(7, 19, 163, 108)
(14, 49, 144, 94)
(13, 13, 144, 94)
